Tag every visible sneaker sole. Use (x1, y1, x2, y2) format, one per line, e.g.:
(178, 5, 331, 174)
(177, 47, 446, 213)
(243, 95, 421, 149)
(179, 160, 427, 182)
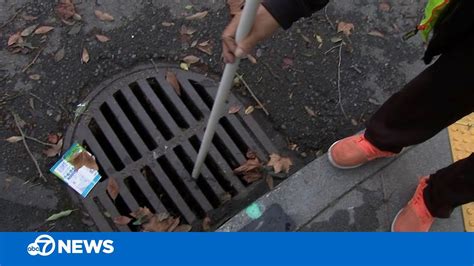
(327, 141, 364, 170)
(391, 208, 404, 232)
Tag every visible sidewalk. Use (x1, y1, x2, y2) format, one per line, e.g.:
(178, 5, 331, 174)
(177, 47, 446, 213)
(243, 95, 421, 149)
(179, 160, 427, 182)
(219, 129, 465, 232)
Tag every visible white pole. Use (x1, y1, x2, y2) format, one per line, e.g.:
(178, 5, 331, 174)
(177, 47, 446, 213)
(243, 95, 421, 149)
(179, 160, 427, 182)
(192, 0, 261, 179)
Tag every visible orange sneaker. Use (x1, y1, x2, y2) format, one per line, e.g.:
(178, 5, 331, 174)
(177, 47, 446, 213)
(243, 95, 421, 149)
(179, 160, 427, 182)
(328, 134, 395, 169)
(391, 177, 434, 232)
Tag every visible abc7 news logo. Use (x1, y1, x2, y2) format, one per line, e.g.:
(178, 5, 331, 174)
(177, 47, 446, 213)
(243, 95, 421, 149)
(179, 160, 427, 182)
(27, 235, 56, 256)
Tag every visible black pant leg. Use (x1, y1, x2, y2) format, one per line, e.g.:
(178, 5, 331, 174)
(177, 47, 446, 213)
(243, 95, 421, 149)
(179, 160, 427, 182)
(364, 38, 474, 153)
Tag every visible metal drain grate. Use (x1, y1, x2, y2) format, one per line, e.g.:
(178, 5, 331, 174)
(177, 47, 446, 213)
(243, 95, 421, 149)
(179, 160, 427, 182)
(64, 64, 278, 231)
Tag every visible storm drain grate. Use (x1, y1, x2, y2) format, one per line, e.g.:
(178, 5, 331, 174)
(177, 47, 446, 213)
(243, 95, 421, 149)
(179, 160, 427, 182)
(64, 64, 279, 231)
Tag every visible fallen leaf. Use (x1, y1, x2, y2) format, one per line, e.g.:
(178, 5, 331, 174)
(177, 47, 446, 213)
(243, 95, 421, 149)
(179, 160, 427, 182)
(8, 32, 21, 46)
(304, 106, 317, 117)
(70, 151, 99, 170)
(22, 15, 38, 21)
(246, 151, 257, 160)
(227, 0, 244, 15)
(185, 11, 208, 20)
(331, 36, 343, 43)
(46, 209, 75, 222)
(142, 215, 176, 232)
(107, 177, 120, 201)
(56, 0, 77, 21)
(234, 158, 261, 174)
(165, 71, 181, 96)
(113, 216, 132, 225)
(167, 217, 180, 232)
(197, 40, 212, 55)
(368, 30, 385, 38)
(267, 153, 293, 174)
(21, 24, 38, 37)
(81, 47, 90, 64)
(47, 133, 60, 144)
(162, 22, 175, 27)
(130, 207, 154, 225)
(316, 34, 323, 44)
(95, 34, 111, 43)
(95, 10, 114, 21)
(282, 57, 294, 69)
(54, 47, 65, 62)
(182, 55, 200, 65)
(244, 106, 255, 115)
(379, 2, 391, 12)
(180, 63, 189, 71)
(202, 217, 211, 231)
(243, 172, 263, 183)
(174, 224, 192, 232)
(228, 105, 241, 114)
(337, 21, 354, 36)
(29, 74, 41, 80)
(5, 136, 23, 143)
(43, 138, 63, 157)
(180, 25, 197, 35)
(34, 26, 54, 35)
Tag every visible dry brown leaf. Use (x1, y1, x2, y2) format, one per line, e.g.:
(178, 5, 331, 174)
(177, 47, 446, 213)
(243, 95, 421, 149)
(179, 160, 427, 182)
(197, 41, 212, 55)
(180, 25, 197, 36)
(21, 24, 38, 37)
(228, 105, 241, 114)
(227, 0, 244, 15)
(174, 224, 192, 232)
(5, 136, 23, 143)
(185, 11, 208, 20)
(70, 151, 99, 170)
(244, 106, 255, 115)
(234, 158, 261, 174)
(246, 151, 257, 160)
(113, 216, 132, 225)
(130, 207, 154, 226)
(267, 153, 293, 174)
(54, 48, 65, 62)
(162, 22, 175, 27)
(182, 55, 200, 65)
(202, 217, 211, 232)
(167, 217, 180, 232)
(43, 138, 63, 157)
(106, 177, 120, 201)
(81, 47, 90, 64)
(34, 26, 54, 35)
(56, 0, 77, 21)
(304, 106, 317, 117)
(95, 10, 114, 21)
(95, 34, 111, 43)
(165, 71, 181, 96)
(22, 15, 38, 21)
(29, 74, 41, 80)
(379, 2, 391, 12)
(142, 215, 174, 232)
(337, 21, 355, 37)
(368, 30, 385, 38)
(243, 172, 263, 183)
(8, 32, 21, 46)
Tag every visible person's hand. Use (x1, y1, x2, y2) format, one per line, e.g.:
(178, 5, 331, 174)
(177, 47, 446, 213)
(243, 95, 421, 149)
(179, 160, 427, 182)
(222, 4, 280, 64)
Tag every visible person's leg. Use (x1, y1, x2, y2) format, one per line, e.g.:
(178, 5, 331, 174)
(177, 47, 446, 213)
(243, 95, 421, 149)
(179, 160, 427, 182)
(365, 37, 474, 153)
(329, 35, 474, 169)
(424, 154, 474, 218)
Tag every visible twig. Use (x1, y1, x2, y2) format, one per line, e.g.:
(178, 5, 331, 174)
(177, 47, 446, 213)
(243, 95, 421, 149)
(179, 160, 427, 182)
(0, 7, 25, 29)
(12, 113, 47, 182)
(25, 136, 56, 147)
(262, 62, 280, 81)
(324, 44, 342, 55)
(22, 47, 44, 73)
(236, 73, 270, 116)
(324, 6, 336, 30)
(336, 43, 348, 119)
(28, 92, 63, 113)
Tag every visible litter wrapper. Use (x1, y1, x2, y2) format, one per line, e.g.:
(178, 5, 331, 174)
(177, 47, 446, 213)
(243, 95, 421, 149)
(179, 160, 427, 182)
(50, 143, 101, 197)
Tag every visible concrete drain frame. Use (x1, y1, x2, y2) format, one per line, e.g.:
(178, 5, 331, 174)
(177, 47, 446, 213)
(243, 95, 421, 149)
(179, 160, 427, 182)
(63, 64, 285, 231)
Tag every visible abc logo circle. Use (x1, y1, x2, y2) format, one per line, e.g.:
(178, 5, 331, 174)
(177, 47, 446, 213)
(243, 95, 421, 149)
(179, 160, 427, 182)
(27, 235, 56, 256)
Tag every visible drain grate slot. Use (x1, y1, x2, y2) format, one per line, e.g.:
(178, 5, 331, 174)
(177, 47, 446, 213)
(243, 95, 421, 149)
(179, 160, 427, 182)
(157, 156, 206, 218)
(88, 119, 125, 171)
(66, 65, 280, 231)
(130, 82, 175, 140)
(99, 103, 141, 161)
(114, 90, 158, 150)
